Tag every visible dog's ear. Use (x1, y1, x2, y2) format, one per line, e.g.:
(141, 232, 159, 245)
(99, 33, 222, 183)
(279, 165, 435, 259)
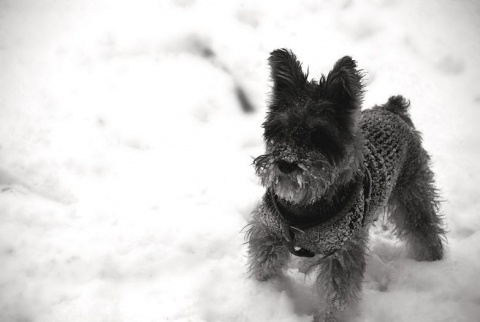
(324, 56, 363, 109)
(323, 56, 364, 132)
(268, 49, 308, 107)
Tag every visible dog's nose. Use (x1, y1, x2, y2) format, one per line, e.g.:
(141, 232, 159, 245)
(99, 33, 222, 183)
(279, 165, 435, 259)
(277, 160, 299, 174)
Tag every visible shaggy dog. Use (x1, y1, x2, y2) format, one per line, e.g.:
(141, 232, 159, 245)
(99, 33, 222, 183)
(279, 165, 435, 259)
(245, 49, 446, 321)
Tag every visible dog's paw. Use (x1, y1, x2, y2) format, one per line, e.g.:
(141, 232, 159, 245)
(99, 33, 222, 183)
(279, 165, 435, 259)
(252, 266, 285, 282)
(314, 311, 341, 322)
(408, 235, 444, 262)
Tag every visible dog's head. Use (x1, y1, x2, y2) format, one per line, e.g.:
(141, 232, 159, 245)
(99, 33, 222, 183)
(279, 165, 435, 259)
(254, 49, 365, 204)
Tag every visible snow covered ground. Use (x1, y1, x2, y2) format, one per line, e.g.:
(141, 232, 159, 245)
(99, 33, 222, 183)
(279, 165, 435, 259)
(1, 0, 479, 321)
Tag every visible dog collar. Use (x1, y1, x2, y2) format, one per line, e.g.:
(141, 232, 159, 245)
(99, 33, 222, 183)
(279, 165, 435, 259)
(268, 168, 372, 258)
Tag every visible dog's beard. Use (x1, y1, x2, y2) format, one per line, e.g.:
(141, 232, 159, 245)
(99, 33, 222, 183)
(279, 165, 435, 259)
(254, 154, 337, 204)
(273, 177, 319, 204)
(272, 171, 332, 204)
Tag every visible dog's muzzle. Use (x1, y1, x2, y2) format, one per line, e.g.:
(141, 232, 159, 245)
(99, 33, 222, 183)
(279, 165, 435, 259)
(276, 160, 301, 174)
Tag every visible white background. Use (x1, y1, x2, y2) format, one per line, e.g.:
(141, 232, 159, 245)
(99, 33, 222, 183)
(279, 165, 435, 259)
(1, 0, 479, 321)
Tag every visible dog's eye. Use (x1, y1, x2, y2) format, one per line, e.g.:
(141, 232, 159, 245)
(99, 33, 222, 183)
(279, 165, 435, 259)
(310, 129, 344, 164)
(310, 129, 334, 148)
(310, 130, 325, 144)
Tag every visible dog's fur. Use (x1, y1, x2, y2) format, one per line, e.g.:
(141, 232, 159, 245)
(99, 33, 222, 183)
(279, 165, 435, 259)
(245, 49, 446, 321)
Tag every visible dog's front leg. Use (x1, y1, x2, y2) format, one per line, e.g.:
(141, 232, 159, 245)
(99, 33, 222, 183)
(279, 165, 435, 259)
(314, 231, 368, 321)
(245, 205, 290, 281)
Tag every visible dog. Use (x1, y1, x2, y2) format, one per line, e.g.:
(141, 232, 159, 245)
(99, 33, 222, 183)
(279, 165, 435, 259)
(245, 49, 446, 321)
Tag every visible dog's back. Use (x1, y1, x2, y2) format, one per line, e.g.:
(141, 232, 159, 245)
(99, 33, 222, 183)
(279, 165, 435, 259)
(360, 95, 421, 223)
(361, 96, 445, 261)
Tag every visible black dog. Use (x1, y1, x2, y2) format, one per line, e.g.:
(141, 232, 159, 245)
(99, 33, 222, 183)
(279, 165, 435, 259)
(245, 49, 446, 321)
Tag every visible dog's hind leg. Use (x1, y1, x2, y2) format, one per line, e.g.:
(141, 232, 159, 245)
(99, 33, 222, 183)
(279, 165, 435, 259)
(388, 153, 446, 261)
(244, 206, 290, 281)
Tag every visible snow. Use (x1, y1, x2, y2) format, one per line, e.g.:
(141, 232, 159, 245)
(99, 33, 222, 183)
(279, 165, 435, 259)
(1, 0, 479, 321)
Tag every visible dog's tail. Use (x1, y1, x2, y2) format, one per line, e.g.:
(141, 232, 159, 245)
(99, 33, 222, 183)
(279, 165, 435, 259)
(381, 95, 414, 127)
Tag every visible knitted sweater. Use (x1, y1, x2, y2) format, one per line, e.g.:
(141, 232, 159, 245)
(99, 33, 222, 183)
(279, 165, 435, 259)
(258, 107, 414, 255)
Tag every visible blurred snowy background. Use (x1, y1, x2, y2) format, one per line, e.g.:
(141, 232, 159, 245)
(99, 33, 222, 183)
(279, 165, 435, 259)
(1, 0, 479, 321)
